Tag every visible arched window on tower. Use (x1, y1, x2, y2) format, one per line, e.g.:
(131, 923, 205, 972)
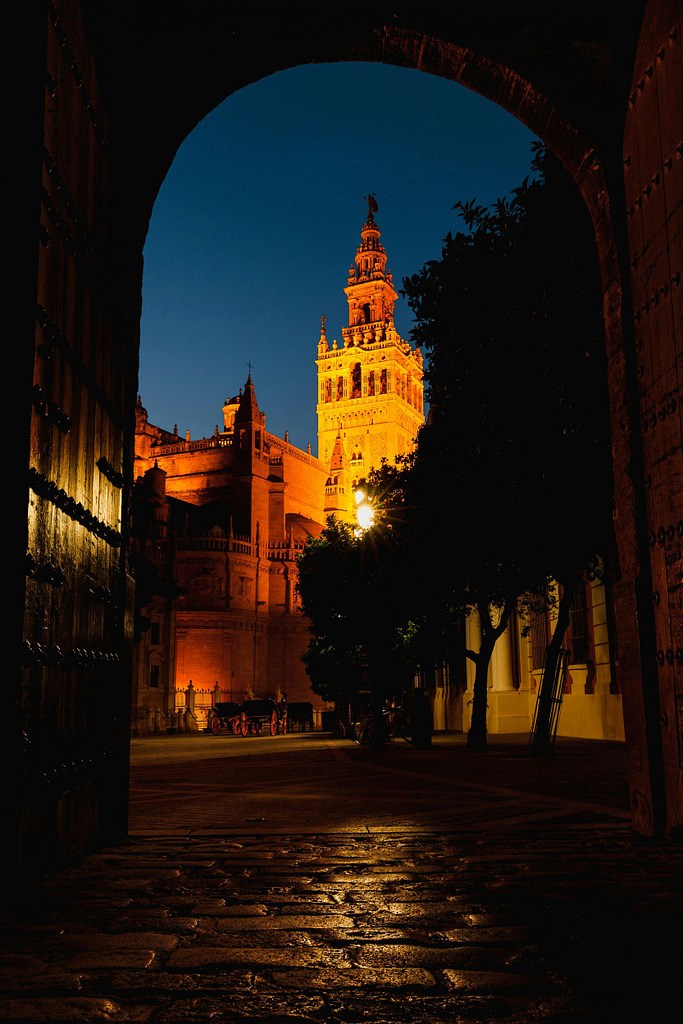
(362, 303, 372, 324)
(351, 362, 362, 399)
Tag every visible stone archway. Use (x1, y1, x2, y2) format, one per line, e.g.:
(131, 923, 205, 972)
(20, 0, 680, 882)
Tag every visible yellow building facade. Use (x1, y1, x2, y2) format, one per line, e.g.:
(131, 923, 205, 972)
(317, 200, 424, 519)
(428, 574, 625, 743)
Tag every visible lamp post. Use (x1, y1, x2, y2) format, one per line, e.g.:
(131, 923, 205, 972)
(353, 486, 386, 747)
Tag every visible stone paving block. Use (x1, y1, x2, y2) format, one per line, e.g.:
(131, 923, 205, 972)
(266, 967, 438, 989)
(249, 893, 338, 905)
(103, 879, 156, 891)
(0, 957, 84, 993)
(379, 902, 468, 919)
(443, 968, 555, 994)
(158, 877, 235, 889)
(353, 944, 508, 970)
(332, 926, 419, 942)
(188, 899, 228, 912)
(435, 926, 539, 944)
(207, 904, 269, 916)
(106, 969, 254, 991)
(304, 857, 380, 866)
(533, 994, 612, 1019)
(302, 880, 410, 892)
(154, 993, 326, 1023)
(64, 951, 158, 970)
(38, 932, 180, 953)
(109, 916, 199, 933)
(167, 946, 350, 969)
(216, 914, 356, 930)
(277, 904, 366, 915)
(0, 997, 155, 1021)
(329, 993, 510, 1022)
(321, 872, 417, 883)
(203, 930, 317, 948)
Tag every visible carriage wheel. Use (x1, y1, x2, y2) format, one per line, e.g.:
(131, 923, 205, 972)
(240, 713, 248, 737)
(210, 715, 222, 736)
(232, 717, 242, 736)
(270, 711, 278, 736)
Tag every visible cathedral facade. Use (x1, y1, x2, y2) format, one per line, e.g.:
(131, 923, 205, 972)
(131, 204, 425, 731)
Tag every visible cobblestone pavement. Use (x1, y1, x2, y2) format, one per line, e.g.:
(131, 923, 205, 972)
(1, 735, 681, 1022)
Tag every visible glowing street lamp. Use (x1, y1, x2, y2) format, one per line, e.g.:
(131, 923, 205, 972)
(355, 487, 375, 534)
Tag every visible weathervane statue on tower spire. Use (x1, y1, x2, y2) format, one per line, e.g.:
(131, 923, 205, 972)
(363, 192, 378, 221)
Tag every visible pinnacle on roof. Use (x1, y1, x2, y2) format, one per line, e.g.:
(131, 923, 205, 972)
(235, 372, 260, 423)
(329, 430, 347, 472)
(318, 313, 329, 352)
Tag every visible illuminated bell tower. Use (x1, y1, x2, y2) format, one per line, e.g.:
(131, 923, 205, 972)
(317, 195, 425, 495)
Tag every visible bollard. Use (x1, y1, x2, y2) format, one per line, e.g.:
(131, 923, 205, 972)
(185, 681, 196, 714)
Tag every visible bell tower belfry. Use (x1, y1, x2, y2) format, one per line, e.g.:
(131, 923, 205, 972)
(316, 195, 425, 497)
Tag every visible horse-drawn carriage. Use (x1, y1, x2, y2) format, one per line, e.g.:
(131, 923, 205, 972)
(286, 701, 314, 731)
(207, 698, 287, 736)
(242, 698, 287, 735)
(207, 701, 247, 736)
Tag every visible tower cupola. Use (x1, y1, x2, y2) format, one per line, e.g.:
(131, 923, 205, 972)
(344, 194, 398, 335)
(352, 208, 389, 284)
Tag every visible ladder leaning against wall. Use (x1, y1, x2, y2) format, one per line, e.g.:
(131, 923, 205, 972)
(529, 648, 569, 750)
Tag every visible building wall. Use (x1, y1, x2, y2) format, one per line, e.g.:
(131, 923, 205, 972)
(131, 381, 333, 731)
(452, 573, 625, 741)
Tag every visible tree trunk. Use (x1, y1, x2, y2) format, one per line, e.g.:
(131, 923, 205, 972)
(467, 636, 495, 748)
(467, 599, 512, 749)
(530, 575, 578, 755)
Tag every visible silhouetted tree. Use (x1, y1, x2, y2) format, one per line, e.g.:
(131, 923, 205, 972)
(402, 143, 612, 750)
(297, 518, 364, 706)
(297, 512, 415, 744)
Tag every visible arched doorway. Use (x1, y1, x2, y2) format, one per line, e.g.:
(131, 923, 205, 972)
(20, 0, 680, 881)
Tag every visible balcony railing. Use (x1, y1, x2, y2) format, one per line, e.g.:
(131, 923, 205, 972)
(175, 532, 307, 558)
(152, 435, 232, 457)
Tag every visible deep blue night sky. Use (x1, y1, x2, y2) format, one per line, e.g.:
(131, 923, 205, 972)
(139, 62, 539, 455)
